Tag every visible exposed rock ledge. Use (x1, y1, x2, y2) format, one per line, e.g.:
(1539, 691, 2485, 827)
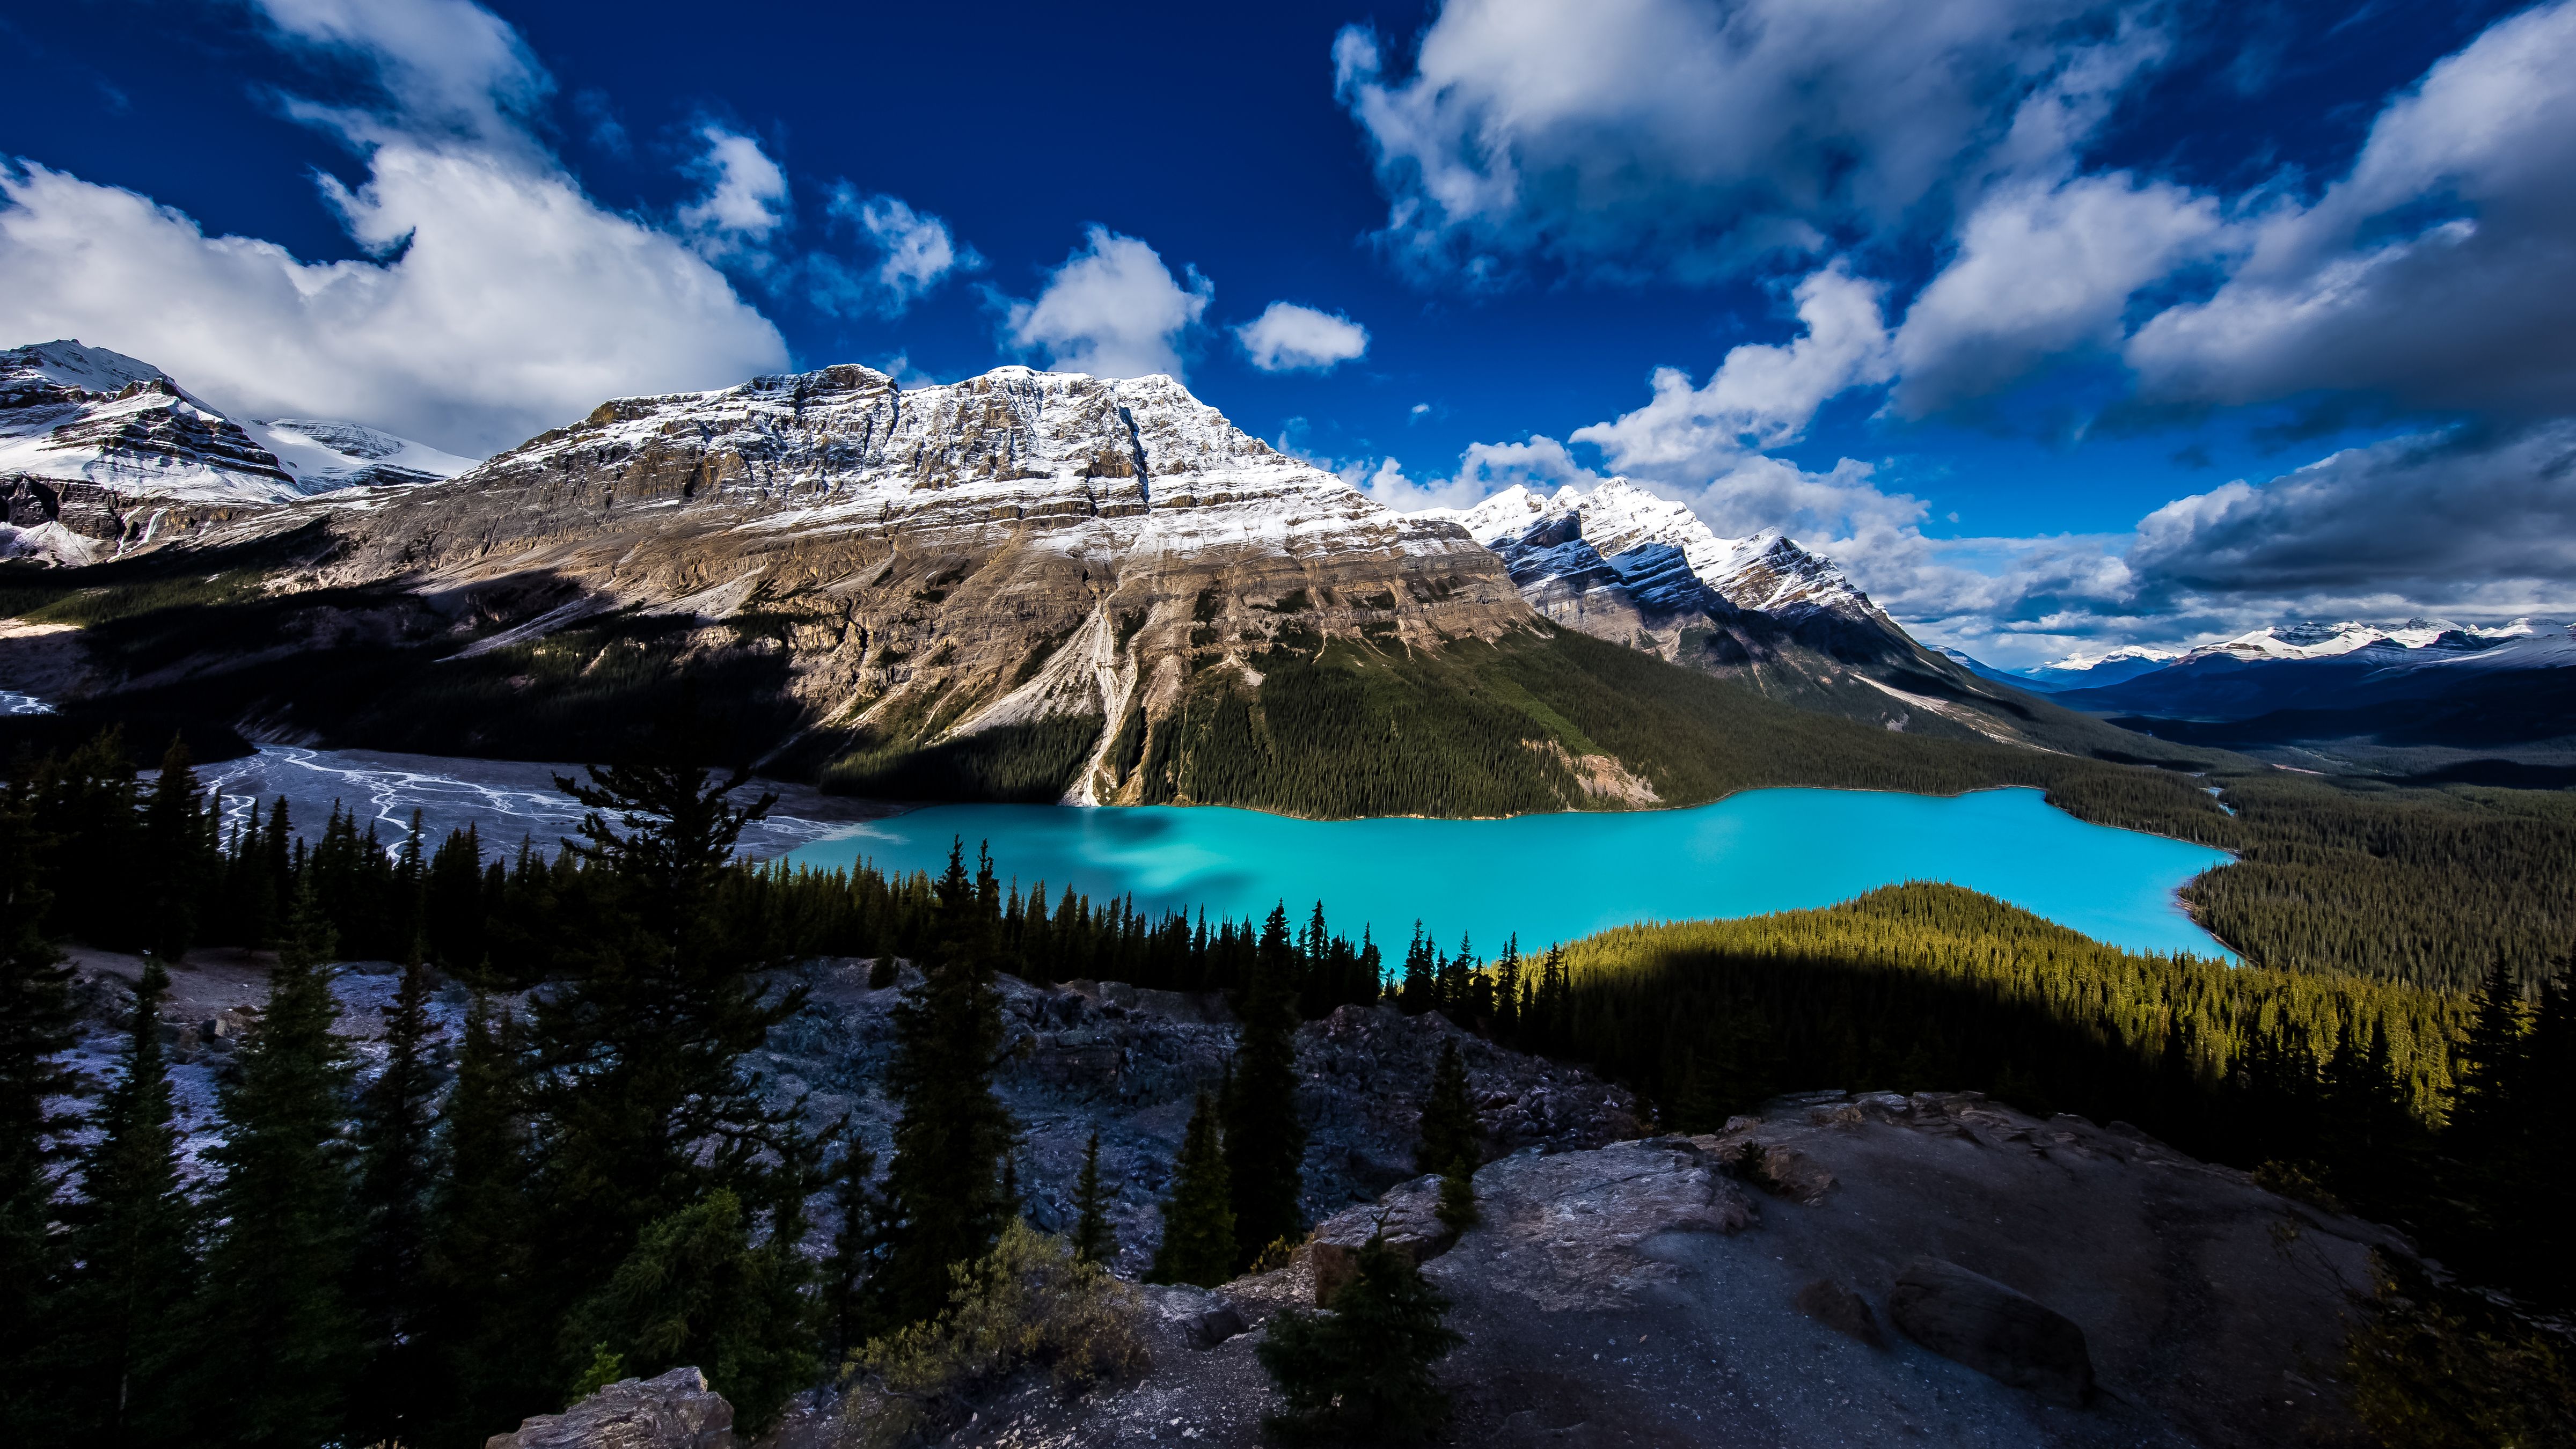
(897, 1088, 2403, 1448)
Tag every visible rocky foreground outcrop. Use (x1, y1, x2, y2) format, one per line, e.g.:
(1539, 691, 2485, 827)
(485, 1367, 736, 1449)
(897, 1089, 2402, 1448)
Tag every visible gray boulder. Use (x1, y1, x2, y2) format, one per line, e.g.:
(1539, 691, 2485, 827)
(1889, 1256, 2095, 1406)
(482, 1367, 735, 1449)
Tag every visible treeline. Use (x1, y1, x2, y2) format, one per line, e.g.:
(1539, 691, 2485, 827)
(14, 729, 1385, 1019)
(1, 728, 1363, 1447)
(1467, 883, 2568, 1313)
(2188, 772, 2576, 993)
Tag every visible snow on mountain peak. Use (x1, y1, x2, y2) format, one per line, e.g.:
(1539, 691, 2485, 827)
(3, 339, 172, 397)
(1423, 475, 1875, 622)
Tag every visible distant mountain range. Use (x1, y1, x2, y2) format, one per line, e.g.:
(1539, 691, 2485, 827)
(0, 339, 471, 562)
(1951, 618, 2576, 780)
(0, 343, 2200, 810)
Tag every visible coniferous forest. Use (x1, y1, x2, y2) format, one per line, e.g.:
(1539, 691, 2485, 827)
(4, 724, 2572, 1445)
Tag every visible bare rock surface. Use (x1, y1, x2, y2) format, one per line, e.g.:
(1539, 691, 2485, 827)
(908, 1089, 2401, 1448)
(754, 964, 1640, 1276)
(485, 1367, 735, 1449)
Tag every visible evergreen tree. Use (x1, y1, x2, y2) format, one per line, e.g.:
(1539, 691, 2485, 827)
(60, 957, 195, 1445)
(1416, 1038, 1479, 1179)
(1493, 936, 1521, 1040)
(350, 952, 442, 1446)
(819, 1125, 881, 1361)
(0, 771, 77, 1427)
(2447, 957, 2531, 1155)
(564, 1189, 816, 1435)
(419, 996, 543, 1448)
(1070, 1130, 1116, 1266)
(1149, 1089, 1235, 1287)
(191, 880, 363, 1447)
(1398, 923, 1436, 1014)
(139, 736, 208, 961)
(1257, 1233, 1463, 1440)
(870, 840, 1017, 1328)
(1224, 904, 1307, 1271)
(526, 744, 811, 1342)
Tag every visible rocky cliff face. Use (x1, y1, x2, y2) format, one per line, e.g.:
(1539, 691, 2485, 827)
(1430, 478, 2075, 747)
(181, 363, 1536, 799)
(884, 1089, 2404, 1448)
(0, 340, 470, 562)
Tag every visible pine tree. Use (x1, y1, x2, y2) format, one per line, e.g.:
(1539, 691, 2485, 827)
(2447, 957, 2531, 1155)
(1149, 1089, 1235, 1287)
(1399, 923, 1436, 1014)
(527, 744, 811, 1340)
(1070, 1130, 1116, 1266)
(1224, 903, 1307, 1271)
(191, 879, 363, 1447)
(419, 996, 543, 1447)
(1257, 1233, 1463, 1439)
(140, 735, 208, 961)
(1493, 935, 1522, 1040)
(565, 1189, 816, 1435)
(350, 950, 442, 1446)
(0, 771, 77, 1426)
(871, 840, 1018, 1328)
(819, 1125, 882, 1360)
(1416, 1037, 1479, 1179)
(60, 957, 195, 1444)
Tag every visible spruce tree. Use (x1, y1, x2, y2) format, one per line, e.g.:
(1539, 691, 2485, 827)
(2447, 957, 2531, 1156)
(871, 840, 1017, 1328)
(1257, 1233, 1463, 1439)
(139, 736, 208, 961)
(819, 1125, 882, 1360)
(350, 952, 442, 1446)
(420, 996, 543, 1447)
(1071, 1130, 1116, 1266)
(1399, 923, 1436, 1014)
(1224, 904, 1307, 1271)
(60, 957, 195, 1444)
(527, 745, 811, 1340)
(1416, 1038, 1479, 1179)
(1419, 1037, 1482, 1233)
(1493, 936, 1521, 1040)
(1150, 1089, 1235, 1287)
(565, 1189, 816, 1434)
(0, 772, 77, 1424)
(192, 880, 363, 1447)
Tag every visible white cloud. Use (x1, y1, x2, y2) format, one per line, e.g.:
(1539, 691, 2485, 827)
(0, 0, 788, 455)
(1571, 262, 1892, 478)
(251, 0, 550, 150)
(1002, 226, 1212, 380)
(1334, 0, 2159, 286)
(0, 152, 786, 456)
(1891, 173, 2225, 415)
(676, 126, 791, 264)
(1235, 302, 1369, 372)
(2125, 0, 2576, 419)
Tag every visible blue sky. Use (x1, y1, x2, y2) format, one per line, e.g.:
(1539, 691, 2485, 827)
(5, 0, 2573, 663)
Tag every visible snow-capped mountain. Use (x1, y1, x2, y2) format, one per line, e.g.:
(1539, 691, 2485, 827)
(1429, 479, 1879, 626)
(1, 340, 470, 561)
(2006, 645, 2189, 693)
(241, 418, 474, 493)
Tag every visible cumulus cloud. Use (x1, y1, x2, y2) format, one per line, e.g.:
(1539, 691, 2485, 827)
(0, 152, 786, 456)
(0, 0, 788, 455)
(1571, 262, 1893, 477)
(806, 188, 979, 318)
(1334, 0, 2157, 286)
(1891, 173, 2225, 415)
(1236, 302, 1369, 372)
(252, 0, 550, 150)
(676, 125, 791, 264)
(1002, 226, 1212, 380)
(2124, 0, 2576, 420)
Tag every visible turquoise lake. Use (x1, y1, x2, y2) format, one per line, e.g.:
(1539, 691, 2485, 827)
(779, 787, 2236, 961)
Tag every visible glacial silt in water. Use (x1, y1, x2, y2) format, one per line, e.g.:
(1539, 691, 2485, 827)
(783, 788, 2236, 960)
